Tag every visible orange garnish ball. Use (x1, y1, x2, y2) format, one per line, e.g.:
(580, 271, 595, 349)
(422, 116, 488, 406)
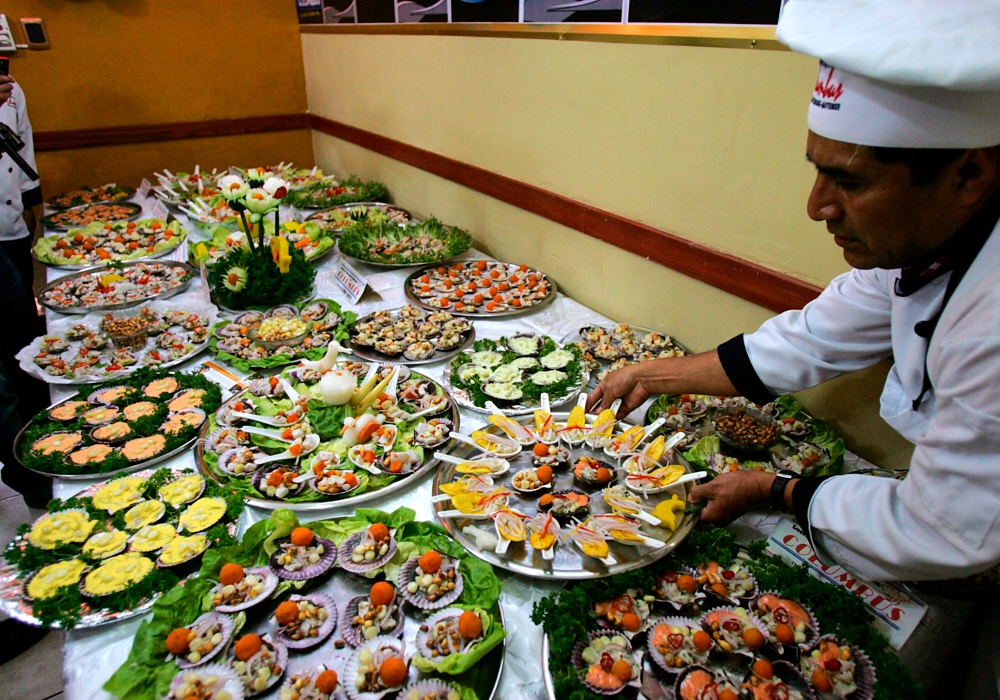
(165, 628, 191, 655)
(611, 659, 633, 682)
(676, 574, 697, 593)
(419, 550, 443, 574)
(539, 493, 554, 507)
(275, 601, 300, 626)
(290, 527, 315, 546)
(369, 523, 390, 542)
(811, 668, 834, 693)
(719, 690, 739, 700)
(621, 612, 642, 632)
(774, 623, 795, 645)
(219, 563, 245, 586)
(711, 583, 729, 597)
(316, 669, 338, 694)
(370, 581, 396, 607)
(533, 443, 550, 457)
(458, 610, 483, 639)
(692, 630, 713, 652)
(379, 657, 408, 687)
(752, 659, 774, 680)
(743, 628, 765, 649)
(596, 467, 613, 482)
(536, 465, 554, 484)
(234, 633, 263, 661)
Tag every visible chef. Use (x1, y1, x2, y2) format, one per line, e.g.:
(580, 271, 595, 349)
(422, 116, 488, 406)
(589, 1, 1000, 693)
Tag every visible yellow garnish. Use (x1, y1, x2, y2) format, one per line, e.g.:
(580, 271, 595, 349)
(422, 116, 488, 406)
(28, 510, 97, 550)
(530, 532, 556, 550)
(566, 405, 586, 429)
(652, 495, 686, 531)
(100, 273, 126, 286)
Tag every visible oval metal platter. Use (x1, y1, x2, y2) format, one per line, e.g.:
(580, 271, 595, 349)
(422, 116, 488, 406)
(195, 368, 461, 511)
(403, 260, 559, 318)
(32, 229, 188, 271)
(347, 305, 476, 366)
(38, 261, 196, 315)
(40, 201, 144, 231)
(304, 201, 413, 236)
(432, 411, 700, 580)
(560, 323, 691, 387)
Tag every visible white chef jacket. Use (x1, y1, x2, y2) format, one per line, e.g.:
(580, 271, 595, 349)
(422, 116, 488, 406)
(735, 215, 1000, 583)
(0, 81, 37, 241)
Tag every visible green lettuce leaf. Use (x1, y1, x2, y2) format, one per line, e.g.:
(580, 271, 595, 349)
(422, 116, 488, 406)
(411, 607, 506, 675)
(682, 436, 721, 470)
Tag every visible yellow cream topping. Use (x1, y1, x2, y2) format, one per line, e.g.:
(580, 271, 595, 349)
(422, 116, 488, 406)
(28, 510, 97, 550)
(27, 559, 87, 600)
(92, 476, 146, 512)
(178, 497, 227, 533)
(83, 553, 154, 596)
(83, 530, 128, 559)
(159, 535, 209, 565)
(124, 500, 166, 530)
(158, 474, 204, 506)
(131, 523, 176, 552)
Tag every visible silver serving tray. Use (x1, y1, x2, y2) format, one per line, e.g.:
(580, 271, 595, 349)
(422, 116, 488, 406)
(45, 184, 137, 211)
(348, 306, 476, 366)
(41, 201, 144, 231)
(29, 338, 210, 387)
(14, 377, 212, 480)
(403, 261, 560, 318)
(562, 324, 691, 388)
(38, 261, 196, 315)
(0, 468, 240, 629)
(33, 229, 188, 271)
(223, 518, 506, 700)
(432, 411, 700, 580)
(443, 337, 589, 417)
(195, 369, 461, 511)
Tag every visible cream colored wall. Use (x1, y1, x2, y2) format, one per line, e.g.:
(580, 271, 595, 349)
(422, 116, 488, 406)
(303, 35, 914, 468)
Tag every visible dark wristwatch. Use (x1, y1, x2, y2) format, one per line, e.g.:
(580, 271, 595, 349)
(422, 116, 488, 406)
(768, 470, 797, 513)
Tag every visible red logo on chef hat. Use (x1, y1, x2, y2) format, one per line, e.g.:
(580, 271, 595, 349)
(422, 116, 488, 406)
(812, 60, 844, 112)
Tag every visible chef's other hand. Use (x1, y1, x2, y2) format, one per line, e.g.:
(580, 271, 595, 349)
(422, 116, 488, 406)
(0, 75, 14, 103)
(587, 363, 649, 418)
(688, 471, 774, 525)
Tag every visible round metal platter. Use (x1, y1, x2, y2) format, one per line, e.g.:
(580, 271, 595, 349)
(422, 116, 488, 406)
(40, 201, 145, 231)
(431, 411, 700, 580)
(194, 515, 506, 700)
(443, 337, 589, 417)
(403, 260, 559, 318)
(560, 324, 691, 387)
(14, 377, 213, 480)
(212, 283, 318, 316)
(347, 306, 476, 366)
(0, 468, 239, 629)
(342, 250, 468, 270)
(38, 261, 196, 315)
(32, 229, 188, 271)
(23, 338, 210, 387)
(195, 369, 461, 511)
(45, 185, 137, 211)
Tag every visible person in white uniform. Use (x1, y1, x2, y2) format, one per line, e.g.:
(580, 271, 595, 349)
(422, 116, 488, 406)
(0, 71, 40, 294)
(588, 1, 1000, 695)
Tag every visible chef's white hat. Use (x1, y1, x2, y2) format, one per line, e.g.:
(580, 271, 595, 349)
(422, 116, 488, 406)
(777, 0, 1000, 148)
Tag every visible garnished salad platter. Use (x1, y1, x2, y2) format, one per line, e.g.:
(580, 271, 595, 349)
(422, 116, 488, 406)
(14, 367, 223, 480)
(432, 405, 700, 579)
(196, 357, 459, 511)
(283, 176, 390, 209)
(305, 202, 413, 235)
(338, 217, 473, 268)
(446, 335, 587, 416)
(38, 261, 195, 315)
(45, 183, 136, 210)
(18, 298, 217, 385)
(405, 260, 558, 317)
(0, 467, 243, 630)
(191, 219, 339, 266)
(33, 218, 186, 270)
(153, 166, 225, 206)
(102, 508, 506, 700)
(40, 201, 144, 230)
(646, 394, 847, 478)
(349, 304, 476, 366)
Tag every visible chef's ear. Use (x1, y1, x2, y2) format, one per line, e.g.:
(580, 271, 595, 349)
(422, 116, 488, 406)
(953, 146, 1000, 203)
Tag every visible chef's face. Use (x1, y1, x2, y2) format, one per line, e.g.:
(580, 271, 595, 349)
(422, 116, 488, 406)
(805, 132, 964, 269)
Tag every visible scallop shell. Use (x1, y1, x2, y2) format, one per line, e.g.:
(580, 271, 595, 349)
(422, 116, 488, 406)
(571, 630, 634, 671)
(309, 470, 363, 500)
(218, 447, 263, 476)
(539, 489, 591, 520)
(162, 407, 207, 436)
(89, 423, 133, 445)
(645, 616, 709, 674)
(157, 535, 211, 568)
(274, 592, 338, 650)
(801, 635, 876, 700)
(699, 566, 759, 606)
(265, 305, 298, 319)
(342, 635, 408, 700)
(251, 467, 307, 500)
(175, 612, 236, 669)
(206, 426, 249, 454)
(269, 536, 338, 581)
(398, 679, 461, 700)
(158, 473, 207, 507)
(750, 660, 821, 700)
(337, 530, 398, 575)
(396, 555, 464, 610)
(674, 664, 737, 700)
(697, 606, 769, 657)
(87, 385, 134, 405)
(510, 468, 551, 495)
(235, 310, 265, 325)
(750, 590, 821, 651)
(652, 568, 705, 611)
(413, 608, 488, 666)
(300, 301, 329, 321)
(572, 641, 640, 696)
(47, 400, 90, 422)
(232, 635, 287, 697)
(214, 567, 280, 613)
(339, 594, 405, 648)
(169, 662, 246, 700)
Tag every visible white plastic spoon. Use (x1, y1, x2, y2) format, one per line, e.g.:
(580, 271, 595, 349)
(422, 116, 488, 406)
(449, 432, 522, 458)
(253, 434, 321, 465)
(230, 411, 301, 427)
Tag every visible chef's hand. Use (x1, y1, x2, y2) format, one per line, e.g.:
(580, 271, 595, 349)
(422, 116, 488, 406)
(688, 471, 776, 525)
(587, 363, 650, 418)
(0, 76, 14, 103)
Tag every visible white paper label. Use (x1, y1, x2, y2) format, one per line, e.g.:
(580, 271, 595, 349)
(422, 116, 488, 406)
(766, 517, 927, 650)
(138, 178, 152, 198)
(151, 200, 170, 221)
(335, 259, 368, 304)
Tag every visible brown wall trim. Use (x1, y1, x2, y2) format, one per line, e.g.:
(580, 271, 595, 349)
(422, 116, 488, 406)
(309, 114, 823, 313)
(35, 113, 311, 152)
